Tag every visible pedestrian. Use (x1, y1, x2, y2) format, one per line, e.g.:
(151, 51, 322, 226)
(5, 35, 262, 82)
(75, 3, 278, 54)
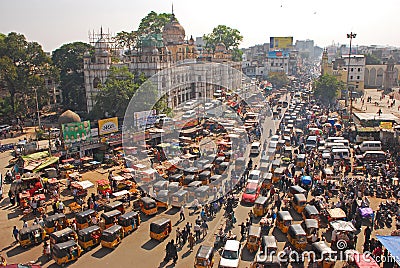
(165, 240, 172, 262)
(201, 220, 208, 238)
(364, 225, 372, 245)
(179, 206, 185, 222)
(185, 222, 192, 233)
(188, 232, 195, 251)
(23, 220, 28, 228)
(240, 222, 246, 239)
(194, 222, 201, 241)
(176, 227, 182, 245)
(181, 228, 188, 245)
(171, 240, 178, 264)
(12, 226, 18, 242)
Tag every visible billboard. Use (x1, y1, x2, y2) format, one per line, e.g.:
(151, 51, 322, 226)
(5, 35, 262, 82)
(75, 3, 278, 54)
(62, 121, 92, 145)
(270, 37, 293, 50)
(134, 110, 157, 129)
(98, 117, 118, 135)
(380, 121, 393, 129)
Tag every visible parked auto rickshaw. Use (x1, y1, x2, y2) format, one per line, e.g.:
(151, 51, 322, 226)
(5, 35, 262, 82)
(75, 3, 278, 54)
(153, 180, 168, 192)
(311, 241, 335, 268)
(210, 175, 221, 183)
(104, 201, 125, 214)
(270, 159, 280, 173)
(195, 186, 210, 203)
(140, 197, 157, 216)
(330, 220, 356, 250)
(283, 146, 292, 159)
(322, 168, 334, 180)
(100, 210, 122, 230)
(182, 174, 195, 186)
(235, 157, 246, 173)
(261, 173, 273, 190)
(276, 211, 293, 234)
(246, 225, 261, 253)
(100, 224, 124, 249)
(194, 245, 214, 268)
(50, 227, 78, 248)
(261, 235, 277, 256)
(198, 171, 211, 185)
(75, 209, 97, 230)
(291, 193, 307, 214)
(150, 218, 172, 241)
(18, 225, 46, 248)
(250, 255, 281, 268)
(216, 162, 229, 175)
(78, 225, 102, 251)
(272, 167, 285, 183)
(287, 224, 307, 251)
(288, 185, 306, 198)
(44, 213, 68, 234)
(52, 240, 82, 266)
(169, 173, 183, 184)
(304, 219, 319, 242)
(167, 181, 180, 193)
(170, 189, 188, 207)
(253, 196, 268, 217)
(155, 190, 169, 209)
(118, 211, 140, 234)
(303, 205, 320, 225)
(296, 154, 306, 168)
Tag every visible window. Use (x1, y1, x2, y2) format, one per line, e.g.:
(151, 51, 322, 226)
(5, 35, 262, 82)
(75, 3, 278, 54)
(350, 76, 353, 79)
(358, 68, 361, 72)
(356, 85, 359, 89)
(357, 76, 360, 80)
(351, 68, 354, 72)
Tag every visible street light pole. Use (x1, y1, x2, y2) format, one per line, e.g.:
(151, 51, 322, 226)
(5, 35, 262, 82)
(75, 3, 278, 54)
(34, 87, 41, 129)
(346, 32, 356, 122)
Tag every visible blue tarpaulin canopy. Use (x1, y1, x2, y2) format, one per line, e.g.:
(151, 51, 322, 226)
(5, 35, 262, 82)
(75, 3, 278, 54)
(301, 176, 312, 185)
(376, 235, 400, 265)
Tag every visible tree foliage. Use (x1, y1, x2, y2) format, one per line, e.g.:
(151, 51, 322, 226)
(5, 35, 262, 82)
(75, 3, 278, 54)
(364, 53, 381, 65)
(268, 72, 289, 89)
(203, 25, 243, 61)
(137, 11, 174, 36)
(114, 31, 138, 52)
(52, 42, 93, 111)
(313, 74, 344, 105)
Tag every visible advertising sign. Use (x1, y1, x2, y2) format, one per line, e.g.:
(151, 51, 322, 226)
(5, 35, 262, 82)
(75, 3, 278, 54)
(380, 121, 393, 129)
(270, 37, 293, 49)
(134, 110, 157, 129)
(98, 117, 118, 135)
(62, 121, 91, 145)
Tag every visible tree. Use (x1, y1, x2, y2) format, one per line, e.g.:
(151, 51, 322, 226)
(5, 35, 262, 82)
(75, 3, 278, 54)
(203, 25, 243, 61)
(364, 53, 381, 65)
(268, 72, 289, 89)
(0, 32, 52, 117)
(313, 74, 345, 105)
(137, 11, 174, 36)
(114, 31, 138, 53)
(52, 42, 93, 111)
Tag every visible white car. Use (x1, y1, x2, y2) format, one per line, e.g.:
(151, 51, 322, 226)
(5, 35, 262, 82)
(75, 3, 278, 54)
(204, 102, 214, 110)
(219, 239, 241, 268)
(182, 110, 196, 119)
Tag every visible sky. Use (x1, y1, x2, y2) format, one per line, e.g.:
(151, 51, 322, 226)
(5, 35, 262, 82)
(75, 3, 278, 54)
(1, 0, 399, 52)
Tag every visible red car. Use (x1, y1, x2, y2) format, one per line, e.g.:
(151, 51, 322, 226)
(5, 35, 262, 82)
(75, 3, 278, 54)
(241, 182, 260, 204)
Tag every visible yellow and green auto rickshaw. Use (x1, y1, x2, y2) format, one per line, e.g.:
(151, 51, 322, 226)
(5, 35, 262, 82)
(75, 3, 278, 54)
(155, 190, 169, 209)
(194, 245, 214, 268)
(304, 219, 319, 243)
(291, 193, 307, 214)
(52, 240, 82, 266)
(100, 210, 122, 230)
(276, 211, 293, 234)
(49, 227, 78, 248)
(104, 201, 125, 214)
(296, 154, 306, 168)
(195, 185, 210, 203)
(44, 213, 68, 234)
(18, 225, 46, 248)
(100, 224, 124, 249)
(140, 197, 158, 216)
(272, 167, 285, 183)
(118, 211, 140, 235)
(198, 171, 211, 185)
(78, 225, 102, 251)
(261, 235, 278, 256)
(288, 185, 307, 198)
(311, 241, 335, 268)
(75, 209, 97, 230)
(170, 189, 188, 208)
(246, 225, 261, 253)
(303, 205, 320, 225)
(287, 224, 307, 251)
(150, 218, 172, 241)
(261, 172, 273, 190)
(253, 196, 268, 217)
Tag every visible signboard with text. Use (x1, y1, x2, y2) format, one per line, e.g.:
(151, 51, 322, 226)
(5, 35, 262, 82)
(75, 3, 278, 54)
(98, 117, 118, 135)
(270, 37, 293, 50)
(62, 121, 91, 146)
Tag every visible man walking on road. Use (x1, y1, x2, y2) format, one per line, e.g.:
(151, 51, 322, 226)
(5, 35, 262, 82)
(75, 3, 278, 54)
(179, 206, 185, 221)
(12, 226, 18, 243)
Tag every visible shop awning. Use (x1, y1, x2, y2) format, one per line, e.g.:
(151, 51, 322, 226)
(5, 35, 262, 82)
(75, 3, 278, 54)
(62, 158, 75, 163)
(33, 156, 59, 172)
(112, 176, 125, 181)
(376, 236, 400, 265)
(113, 190, 129, 197)
(71, 180, 94, 190)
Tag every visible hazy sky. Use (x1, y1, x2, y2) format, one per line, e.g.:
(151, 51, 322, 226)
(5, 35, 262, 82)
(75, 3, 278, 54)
(1, 0, 399, 52)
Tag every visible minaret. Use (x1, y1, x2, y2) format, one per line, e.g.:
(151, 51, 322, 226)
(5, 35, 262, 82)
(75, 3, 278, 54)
(321, 48, 329, 75)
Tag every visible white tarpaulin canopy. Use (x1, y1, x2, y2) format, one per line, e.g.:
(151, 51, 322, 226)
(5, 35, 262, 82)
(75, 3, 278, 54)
(112, 176, 125, 181)
(113, 190, 129, 197)
(72, 180, 94, 190)
(330, 220, 356, 232)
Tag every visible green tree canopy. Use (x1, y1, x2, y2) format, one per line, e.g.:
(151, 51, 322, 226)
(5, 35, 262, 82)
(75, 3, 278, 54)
(268, 72, 289, 89)
(137, 11, 174, 36)
(114, 31, 138, 52)
(203, 25, 243, 61)
(364, 53, 381, 65)
(52, 42, 93, 111)
(313, 74, 345, 105)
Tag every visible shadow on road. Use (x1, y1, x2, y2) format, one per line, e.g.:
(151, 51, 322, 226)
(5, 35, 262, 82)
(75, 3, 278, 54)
(141, 239, 160, 250)
(91, 247, 113, 258)
(272, 227, 287, 242)
(241, 246, 257, 262)
(7, 209, 21, 220)
(165, 207, 179, 215)
(6, 245, 29, 257)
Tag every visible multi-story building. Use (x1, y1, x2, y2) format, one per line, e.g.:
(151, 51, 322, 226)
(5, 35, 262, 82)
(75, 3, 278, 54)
(265, 50, 289, 76)
(295, 39, 314, 59)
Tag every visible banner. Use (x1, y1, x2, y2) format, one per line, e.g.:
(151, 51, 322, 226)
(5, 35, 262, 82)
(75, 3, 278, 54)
(134, 110, 157, 129)
(270, 37, 293, 49)
(98, 117, 118, 135)
(62, 121, 91, 145)
(380, 121, 393, 129)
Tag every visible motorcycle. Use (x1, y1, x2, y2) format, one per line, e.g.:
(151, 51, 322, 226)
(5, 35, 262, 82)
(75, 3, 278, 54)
(214, 233, 227, 249)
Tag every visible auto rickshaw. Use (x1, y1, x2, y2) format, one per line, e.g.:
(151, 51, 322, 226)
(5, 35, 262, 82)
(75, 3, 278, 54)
(288, 185, 307, 198)
(167, 181, 180, 193)
(283, 146, 292, 159)
(216, 162, 229, 175)
(140, 197, 157, 216)
(304, 219, 319, 242)
(194, 245, 214, 268)
(261, 173, 273, 190)
(261, 235, 277, 256)
(321, 168, 334, 180)
(259, 162, 270, 175)
(118, 211, 140, 234)
(18, 225, 46, 248)
(250, 255, 281, 268)
(44, 213, 68, 234)
(153, 180, 168, 192)
(326, 208, 346, 222)
(77, 225, 102, 251)
(330, 220, 356, 250)
(150, 218, 172, 241)
(291, 193, 307, 214)
(169, 173, 183, 184)
(49, 227, 78, 248)
(198, 171, 211, 185)
(296, 154, 306, 168)
(311, 241, 335, 268)
(253, 196, 268, 217)
(170, 189, 188, 207)
(235, 157, 246, 173)
(104, 201, 125, 214)
(210, 175, 221, 183)
(155, 190, 169, 209)
(75, 209, 97, 230)
(272, 167, 284, 183)
(100, 224, 124, 249)
(52, 240, 82, 266)
(287, 224, 307, 251)
(276, 211, 293, 234)
(100, 210, 122, 230)
(182, 174, 195, 186)
(303, 205, 320, 225)
(271, 159, 280, 173)
(246, 225, 261, 253)
(195, 186, 210, 203)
